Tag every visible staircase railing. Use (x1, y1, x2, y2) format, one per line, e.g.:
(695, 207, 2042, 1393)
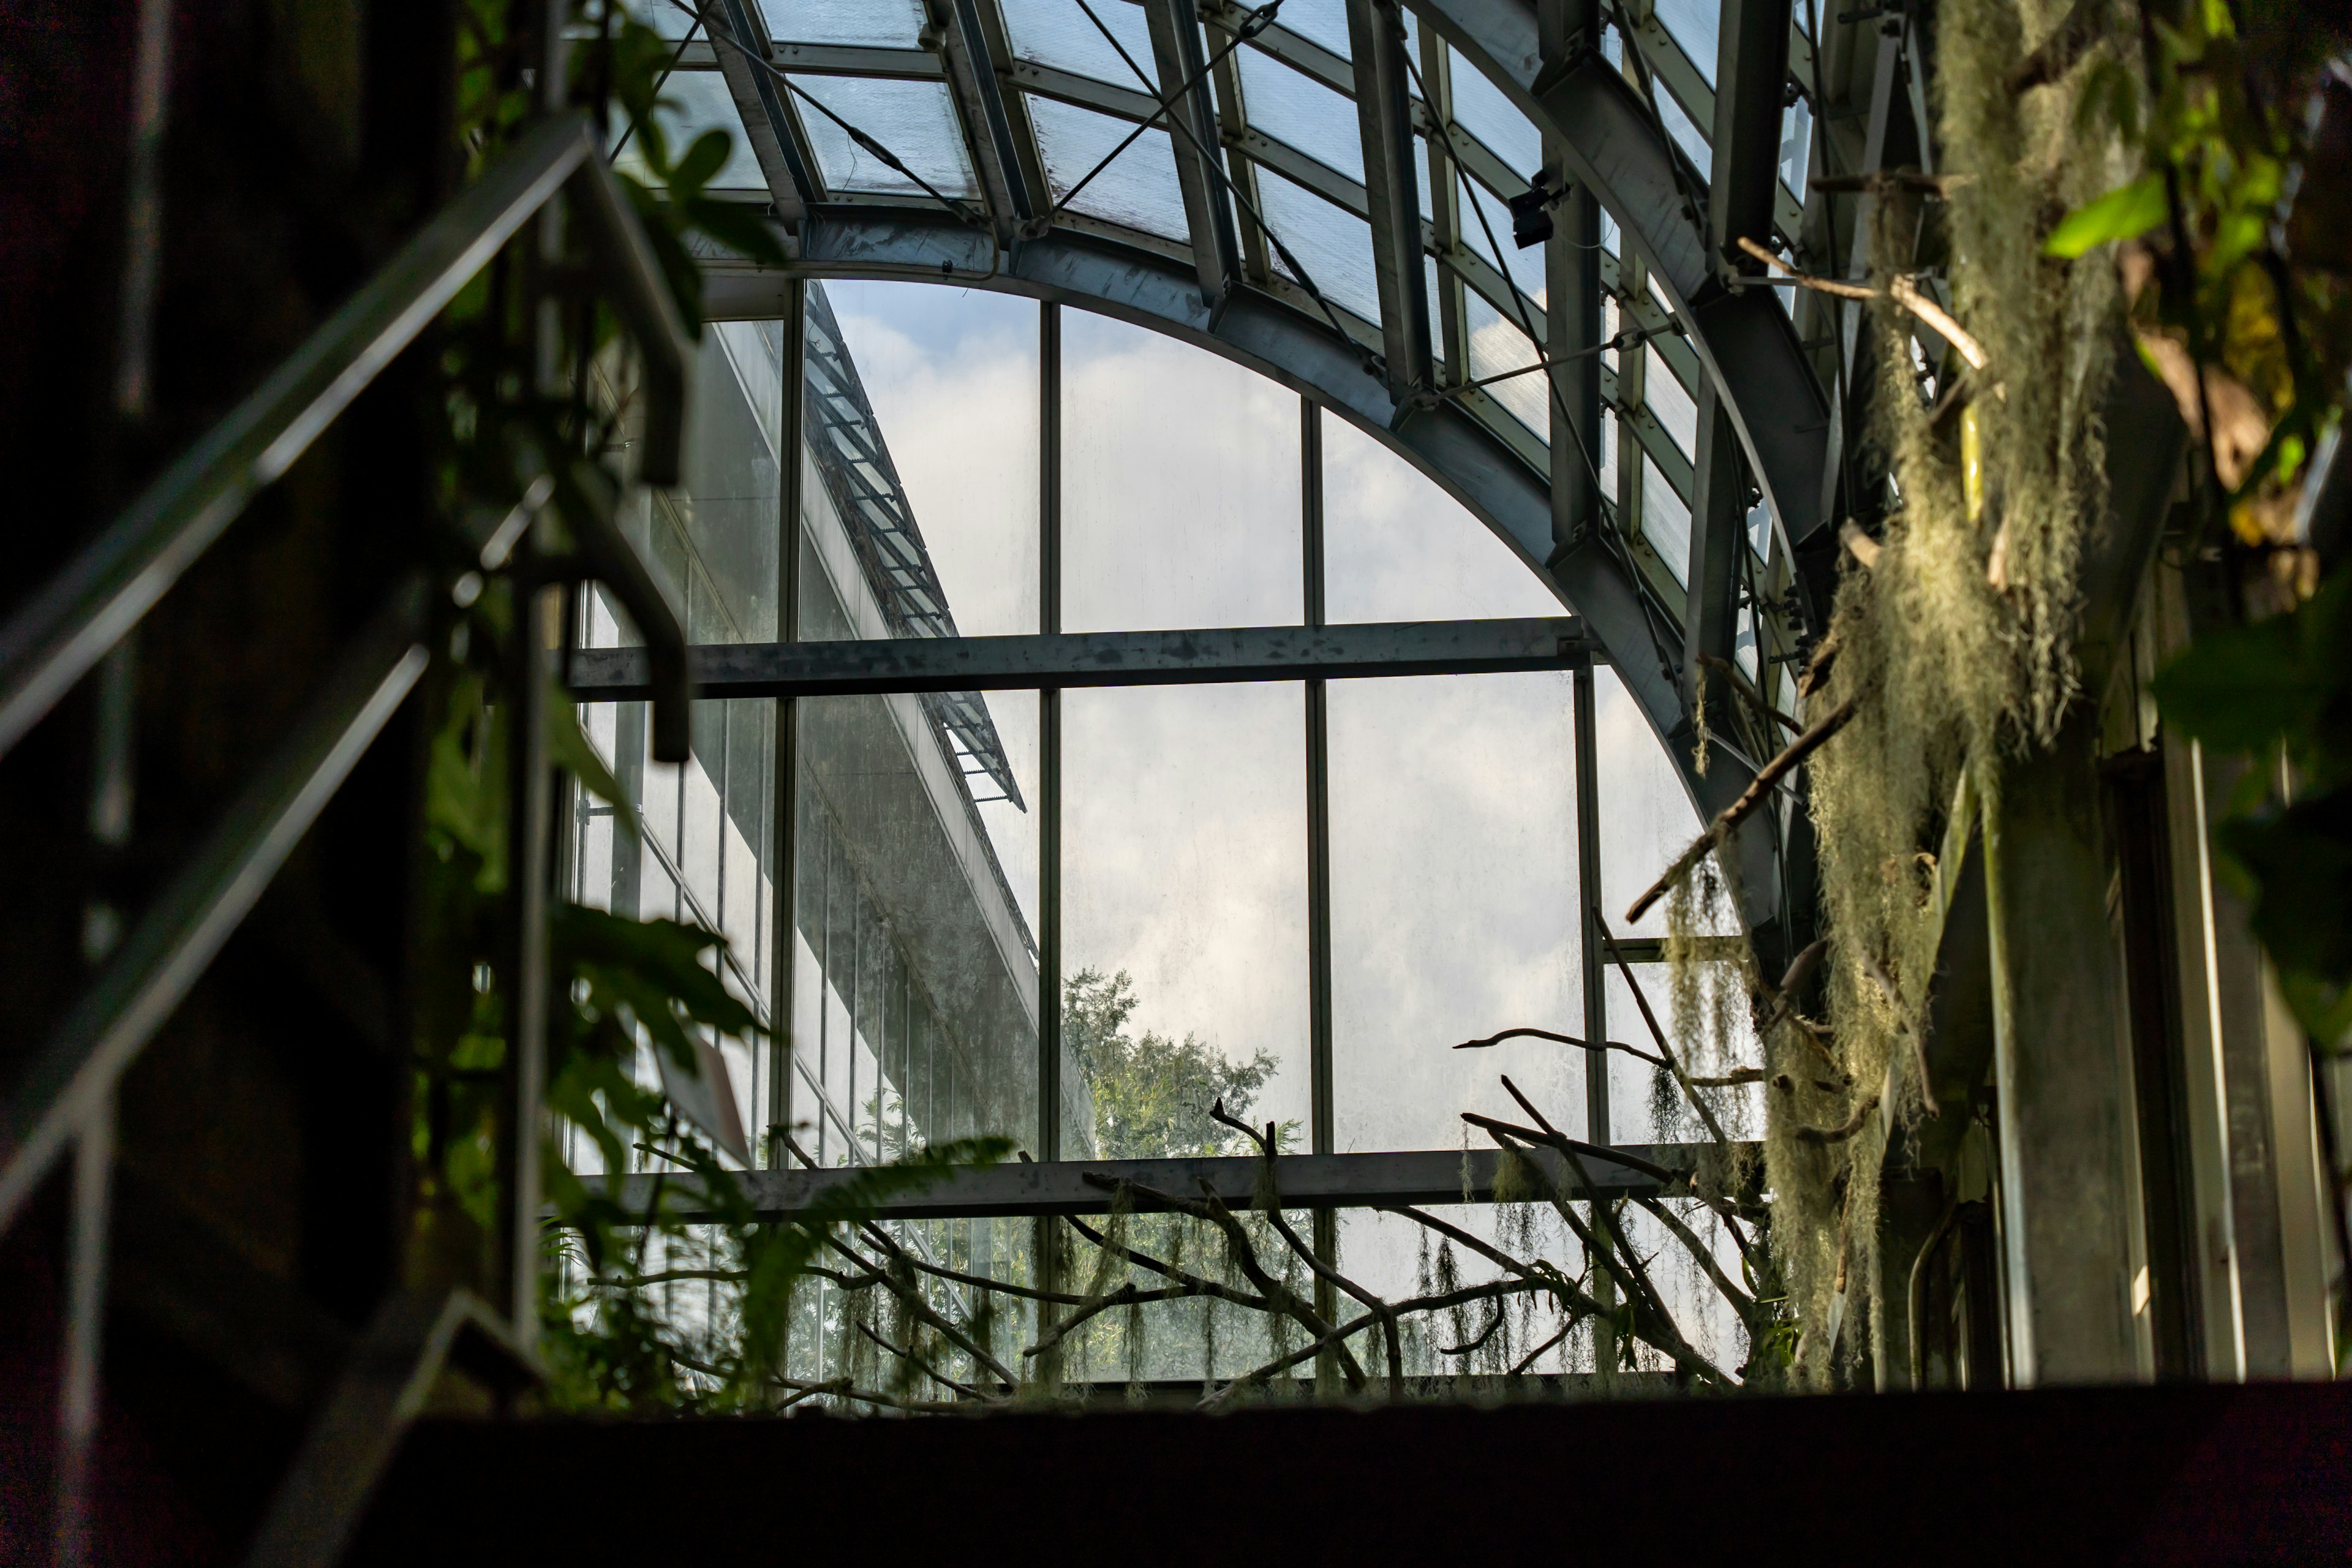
(0, 108, 699, 1566)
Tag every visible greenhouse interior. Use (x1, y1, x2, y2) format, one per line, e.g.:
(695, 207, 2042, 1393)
(3, 0, 2350, 1559)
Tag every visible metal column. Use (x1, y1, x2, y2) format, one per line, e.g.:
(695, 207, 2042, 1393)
(767, 279, 805, 1166)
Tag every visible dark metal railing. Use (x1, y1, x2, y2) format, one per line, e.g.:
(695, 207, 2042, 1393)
(0, 106, 704, 1567)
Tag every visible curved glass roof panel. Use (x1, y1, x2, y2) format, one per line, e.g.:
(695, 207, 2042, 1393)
(1645, 344, 1698, 461)
(1464, 290, 1547, 440)
(1653, 0, 1722, 87)
(1641, 453, 1692, 586)
(1237, 44, 1364, 185)
(619, 70, 765, 190)
(790, 75, 979, 198)
(759, 0, 925, 48)
(1025, 95, 1189, 241)
(1001, 0, 1155, 85)
(1652, 78, 1713, 180)
(1257, 168, 1381, 323)
(1273, 0, 1354, 58)
(1447, 61, 1542, 181)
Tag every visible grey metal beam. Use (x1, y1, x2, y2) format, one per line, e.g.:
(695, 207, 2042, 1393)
(703, 209, 1781, 937)
(1406, 0, 1832, 624)
(1683, 0, 1789, 706)
(568, 617, 1591, 702)
(1544, 0, 1607, 554)
(663, 40, 947, 78)
(704, 0, 820, 222)
(1346, 0, 1435, 398)
(599, 1142, 1740, 1221)
(935, 0, 1044, 228)
(1145, 0, 1242, 307)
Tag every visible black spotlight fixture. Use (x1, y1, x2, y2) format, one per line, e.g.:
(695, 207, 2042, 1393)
(1508, 171, 1566, 249)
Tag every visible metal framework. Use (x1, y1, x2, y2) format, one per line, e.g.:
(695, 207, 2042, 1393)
(590, 0, 1947, 1209)
(650, 0, 1928, 967)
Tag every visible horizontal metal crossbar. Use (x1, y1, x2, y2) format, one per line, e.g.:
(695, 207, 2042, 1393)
(597, 1142, 1743, 1222)
(0, 113, 698, 767)
(566, 616, 1591, 702)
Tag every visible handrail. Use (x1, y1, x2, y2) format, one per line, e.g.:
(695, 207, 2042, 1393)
(0, 581, 431, 1232)
(0, 111, 696, 764)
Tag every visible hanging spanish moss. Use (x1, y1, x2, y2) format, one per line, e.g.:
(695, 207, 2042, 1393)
(1664, 0, 2132, 1383)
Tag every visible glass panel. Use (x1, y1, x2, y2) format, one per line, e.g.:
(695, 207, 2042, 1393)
(1458, 173, 1547, 308)
(1653, 0, 1721, 85)
(1464, 289, 1547, 440)
(620, 0, 696, 40)
(1780, 96, 1813, 200)
(1275, 0, 1354, 56)
(1061, 310, 1302, 632)
(1593, 663, 1708, 943)
(1239, 46, 1363, 183)
(1002, 0, 1155, 85)
(1645, 345, 1698, 459)
(616, 70, 763, 189)
(817, 282, 1041, 636)
(789, 75, 979, 198)
(793, 695, 1041, 1163)
(1641, 455, 1692, 586)
(579, 322, 790, 1169)
(1329, 673, 1585, 1152)
(1604, 959, 1763, 1147)
(1025, 95, 1190, 241)
(1448, 57, 1541, 179)
(1320, 409, 1559, 624)
(1653, 78, 1714, 180)
(1256, 167, 1381, 323)
(1063, 684, 1311, 1159)
(1335, 1207, 1596, 1382)
(760, 0, 924, 47)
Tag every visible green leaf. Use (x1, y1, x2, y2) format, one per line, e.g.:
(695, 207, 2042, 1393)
(670, 129, 731, 197)
(2043, 173, 2169, 257)
(2150, 603, 2330, 756)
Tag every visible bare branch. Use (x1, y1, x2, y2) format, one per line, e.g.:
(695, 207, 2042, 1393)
(1624, 690, 1862, 925)
(1594, 918, 1734, 1151)
(1451, 1027, 1668, 1069)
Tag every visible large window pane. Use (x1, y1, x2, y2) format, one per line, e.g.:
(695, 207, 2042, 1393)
(1061, 312, 1301, 631)
(1063, 685, 1310, 1158)
(1329, 673, 1585, 1152)
(578, 322, 788, 1168)
(1593, 663, 1708, 943)
(820, 282, 1040, 636)
(791, 695, 1040, 1164)
(1321, 409, 1558, 624)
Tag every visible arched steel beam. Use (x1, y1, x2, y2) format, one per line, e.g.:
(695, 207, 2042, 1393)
(1405, 0, 1837, 635)
(701, 208, 1789, 943)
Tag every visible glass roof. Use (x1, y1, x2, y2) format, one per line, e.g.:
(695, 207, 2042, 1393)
(647, 0, 1801, 620)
